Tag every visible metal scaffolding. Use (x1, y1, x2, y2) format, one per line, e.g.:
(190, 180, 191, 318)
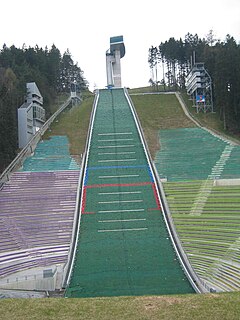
(186, 62, 213, 113)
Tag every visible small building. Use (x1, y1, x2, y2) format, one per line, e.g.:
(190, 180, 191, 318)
(18, 82, 45, 148)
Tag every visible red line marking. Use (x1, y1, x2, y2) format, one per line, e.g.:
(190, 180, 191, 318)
(82, 212, 95, 215)
(85, 182, 152, 189)
(151, 183, 161, 210)
(81, 187, 87, 214)
(82, 182, 161, 214)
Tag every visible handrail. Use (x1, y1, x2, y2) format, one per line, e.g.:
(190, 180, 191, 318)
(152, 161, 207, 293)
(124, 88, 207, 293)
(62, 91, 99, 288)
(0, 97, 72, 187)
(61, 152, 86, 288)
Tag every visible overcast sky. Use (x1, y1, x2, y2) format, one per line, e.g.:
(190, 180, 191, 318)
(1, 0, 240, 90)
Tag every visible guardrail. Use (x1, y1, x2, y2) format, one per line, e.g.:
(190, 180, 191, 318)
(0, 97, 72, 187)
(124, 88, 207, 293)
(62, 91, 99, 289)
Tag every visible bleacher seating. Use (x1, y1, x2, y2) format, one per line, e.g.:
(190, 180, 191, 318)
(21, 136, 79, 172)
(155, 127, 229, 181)
(163, 181, 240, 291)
(0, 134, 81, 280)
(221, 147, 240, 179)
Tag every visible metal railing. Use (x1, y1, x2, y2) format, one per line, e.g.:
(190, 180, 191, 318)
(62, 91, 99, 289)
(124, 88, 207, 293)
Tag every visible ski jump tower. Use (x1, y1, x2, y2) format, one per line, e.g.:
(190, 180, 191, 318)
(106, 36, 125, 87)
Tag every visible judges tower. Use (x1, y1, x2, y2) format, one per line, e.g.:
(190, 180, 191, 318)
(106, 36, 125, 87)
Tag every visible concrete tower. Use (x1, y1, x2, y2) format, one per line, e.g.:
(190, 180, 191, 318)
(106, 36, 125, 87)
(18, 82, 45, 148)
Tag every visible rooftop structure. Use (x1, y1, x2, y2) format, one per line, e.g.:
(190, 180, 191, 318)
(106, 35, 125, 87)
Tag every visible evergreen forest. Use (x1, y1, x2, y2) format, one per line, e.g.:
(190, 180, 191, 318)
(148, 31, 240, 134)
(1, 33, 240, 173)
(0, 44, 88, 172)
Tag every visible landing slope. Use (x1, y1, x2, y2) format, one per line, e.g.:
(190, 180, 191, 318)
(66, 88, 194, 297)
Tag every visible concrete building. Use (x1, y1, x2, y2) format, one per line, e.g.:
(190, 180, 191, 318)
(18, 82, 45, 148)
(106, 36, 125, 87)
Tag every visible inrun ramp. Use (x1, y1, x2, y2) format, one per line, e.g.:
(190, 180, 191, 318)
(65, 88, 195, 297)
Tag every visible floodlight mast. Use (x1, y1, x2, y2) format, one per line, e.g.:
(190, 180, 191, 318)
(106, 36, 125, 88)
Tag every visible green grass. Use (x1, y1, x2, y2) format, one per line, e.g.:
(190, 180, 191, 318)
(131, 93, 195, 158)
(48, 93, 69, 114)
(43, 90, 239, 162)
(128, 85, 174, 93)
(44, 90, 239, 163)
(43, 95, 94, 157)
(179, 91, 240, 144)
(0, 292, 240, 320)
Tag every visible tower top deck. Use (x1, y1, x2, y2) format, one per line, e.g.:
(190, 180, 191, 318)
(110, 35, 125, 58)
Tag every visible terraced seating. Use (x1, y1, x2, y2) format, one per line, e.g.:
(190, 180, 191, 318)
(163, 181, 240, 291)
(0, 170, 79, 277)
(21, 136, 79, 172)
(155, 127, 229, 181)
(0, 245, 68, 278)
(221, 146, 240, 179)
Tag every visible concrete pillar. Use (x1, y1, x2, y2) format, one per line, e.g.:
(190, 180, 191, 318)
(106, 54, 115, 86)
(112, 49, 122, 87)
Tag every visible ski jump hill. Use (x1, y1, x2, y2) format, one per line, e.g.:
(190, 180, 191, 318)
(1, 87, 240, 297)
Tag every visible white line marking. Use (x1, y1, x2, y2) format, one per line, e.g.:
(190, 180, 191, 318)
(98, 228, 148, 233)
(98, 139, 133, 142)
(98, 145, 135, 149)
(99, 191, 142, 195)
(98, 152, 136, 155)
(98, 132, 133, 136)
(98, 200, 143, 204)
(98, 218, 146, 223)
(99, 209, 145, 213)
(98, 159, 136, 163)
(99, 175, 139, 179)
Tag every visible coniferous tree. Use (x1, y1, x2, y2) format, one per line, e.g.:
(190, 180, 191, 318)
(148, 32, 240, 133)
(0, 44, 88, 172)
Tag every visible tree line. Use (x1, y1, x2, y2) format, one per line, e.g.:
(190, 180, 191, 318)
(0, 44, 88, 172)
(148, 31, 240, 134)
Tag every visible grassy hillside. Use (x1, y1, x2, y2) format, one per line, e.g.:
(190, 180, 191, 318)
(131, 93, 195, 158)
(44, 94, 94, 160)
(0, 292, 240, 320)
(179, 91, 240, 144)
(43, 89, 239, 162)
